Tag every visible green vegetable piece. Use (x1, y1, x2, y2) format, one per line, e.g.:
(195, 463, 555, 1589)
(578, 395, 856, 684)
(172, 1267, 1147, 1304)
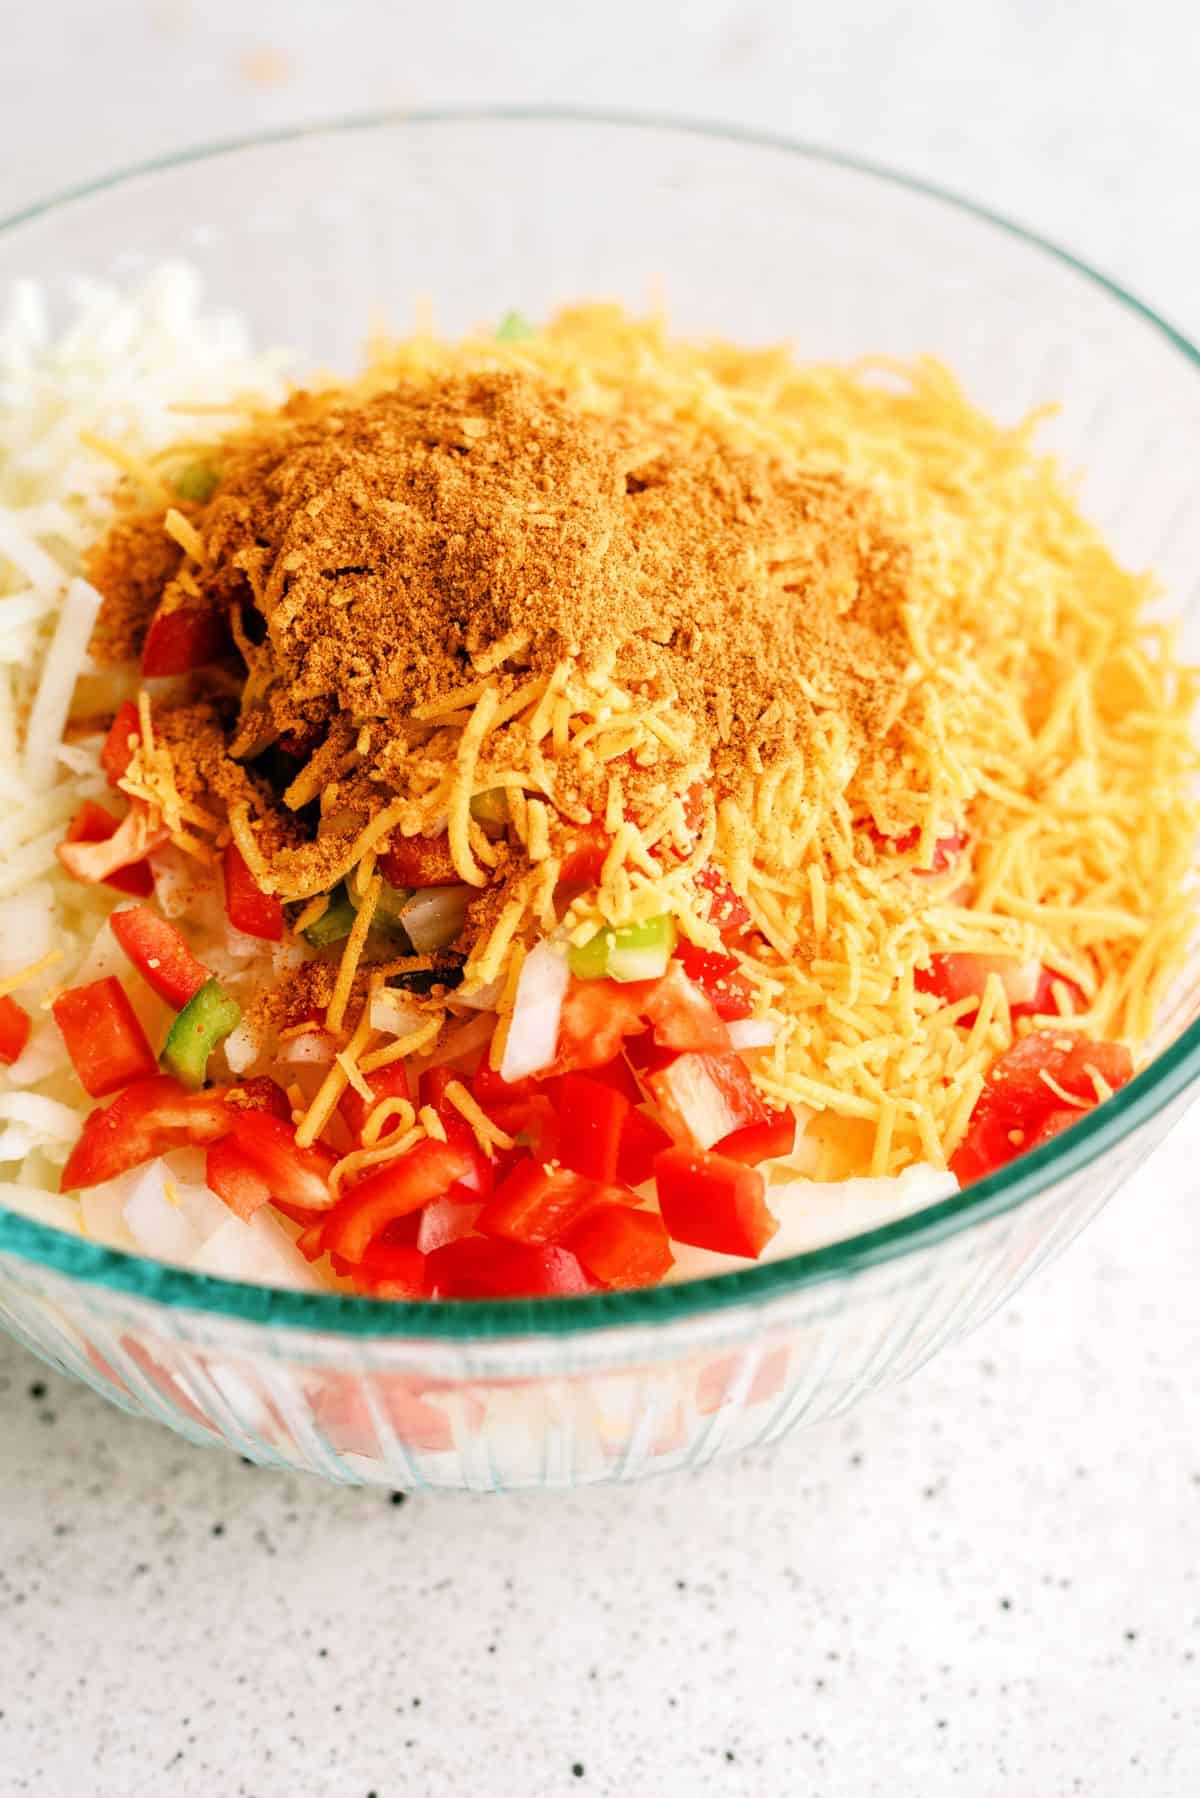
(175, 462, 220, 504)
(568, 914, 677, 984)
(302, 889, 359, 948)
(161, 979, 242, 1090)
(469, 787, 509, 830)
(496, 311, 534, 343)
(350, 877, 412, 941)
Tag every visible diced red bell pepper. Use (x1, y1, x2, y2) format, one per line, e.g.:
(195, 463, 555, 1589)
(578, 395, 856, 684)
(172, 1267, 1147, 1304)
(555, 1070, 630, 1183)
(654, 1146, 779, 1258)
(484, 1095, 561, 1169)
(648, 1050, 767, 1150)
(616, 1107, 674, 1187)
(319, 1138, 475, 1264)
(228, 1112, 337, 1212)
(222, 841, 283, 941)
(226, 1075, 292, 1121)
(0, 995, 31, 1066)
(949, 1031, 1133, 1184)
(476, 1160, 606, 1246)
(348, 1239, 429, 1300)
(624, 1029, 678, 1077)
(469, 1065, 538, 1106)
(339, 1060, 412, 1141)
(577, 1054, 643, 1106)
(380, 832, 460, 888)
(694, 867, 753, 942)
(141, 602, 230, 677)
(643, 964, 732, 1054)
(100, 700, 141, 786)
(674, 940, 755, 1021)
(63, 802, 154, 897)
(205, 1135, 272, 1221)
(53, 976, 158, 1098)
(714, 1108, 796, 1167)
(427, 1237, 594, 1299)
(556, 976, 657, 1072)
(563, 1203, 674, 1288)
(109, 904, 210, 1009)
(60, 1075, 234, 1190)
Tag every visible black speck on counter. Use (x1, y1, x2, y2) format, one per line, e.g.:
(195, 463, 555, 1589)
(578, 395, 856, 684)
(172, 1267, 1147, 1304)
(28, 1381, 46, 1400)
(724, 1750, 736, 1762)
(999, 1597, 1012, 1611)
(571, 1765, 585, 1779)
(389, 1491, 407, 1507)
(318, 1648, 328, 1659)
(211, 1523, 225, 1538)
(1125, 1629, 1139, 1642)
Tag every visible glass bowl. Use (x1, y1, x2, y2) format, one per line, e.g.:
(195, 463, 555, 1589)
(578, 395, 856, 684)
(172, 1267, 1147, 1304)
(2, 111, 1198, 1491)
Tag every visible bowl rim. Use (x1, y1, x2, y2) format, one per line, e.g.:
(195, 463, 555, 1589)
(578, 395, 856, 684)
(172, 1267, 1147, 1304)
(0, 104, 1196, 1342)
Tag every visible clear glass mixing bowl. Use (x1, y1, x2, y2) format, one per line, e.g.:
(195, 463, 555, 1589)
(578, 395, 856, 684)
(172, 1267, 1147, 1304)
(1, 112, 1197, 1490)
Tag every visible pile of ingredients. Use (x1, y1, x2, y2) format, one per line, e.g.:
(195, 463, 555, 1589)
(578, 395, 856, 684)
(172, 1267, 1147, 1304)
(0, 270, 1195, 1300)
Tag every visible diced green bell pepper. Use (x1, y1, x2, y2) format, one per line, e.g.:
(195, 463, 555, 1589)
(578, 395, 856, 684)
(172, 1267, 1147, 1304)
(496, 311, 533, 343)
(349, 877, 413, 942)
(160, 979, 242, 1090)
(175, 462, 220, 504)
(302, 888, 359, 948)
(568, 914, 677, 984)
(469, 787, 509, 830)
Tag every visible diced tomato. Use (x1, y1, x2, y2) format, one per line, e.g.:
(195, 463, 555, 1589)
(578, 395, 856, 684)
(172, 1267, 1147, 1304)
(141, 603, 230, 677)
(555, 1071, 630, 1183)
(644, 964, 732, 1054)
(870, 822, 966, 871)
(476, 1160, 611, 1245)
(556, 976, 657, 1072)
(916, 953, 1086, 1025)
(222, 841, 283, 941)
(694, 867, 753, 942)
(623, 1029, 678, 1077)
(715, 1108, 796, 1167)
(949, 1031, 1133, 1184)
(654, 1146, 779, 1258)
(616, 1108, 673, 1187)
(555, 822, 611, 894)
(1024, 1107, 1081, 1153)
(427, 1237, 594, 1299)
(109, 905, 210, 1009)
(348, 1239, 429, 1300)
(563, 1204, 674, 1288)
(100, 700, 141, 786)
(60, 1076, 234, 1190)
(229, 1112, 337, 1211)
(205, 1136, 272, 1221)
(226, 1075, 292, 1121)
(52, 977, 158, 1098)
(674, 941, 754, 1021)
(0, 995, 31, 1066)
(380, 832, 460, 888)
(319, 1138, 475, 1264)
(63, 802, 154, 896)
(648, 1050, 767, 1150)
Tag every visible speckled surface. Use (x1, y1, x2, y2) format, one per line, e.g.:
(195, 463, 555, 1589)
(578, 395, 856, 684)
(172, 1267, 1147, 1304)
(3, 4, 1200, 1794)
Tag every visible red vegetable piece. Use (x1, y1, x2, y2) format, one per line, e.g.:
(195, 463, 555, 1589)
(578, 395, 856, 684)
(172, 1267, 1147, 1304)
(205, 1136, 272, 1221)
(484, 1094, 560, 1169)
(556, 976, 657, 1072)
(416, 1195, 484, 1256)
(109, 904, 210, 1009)
(141, 603, 230, 677)
(427, 1237, 594, 1299)
(52, 976, 157, 1098)
(648, 1050, 767, 1150)
(643, 964, 732, 1054)
(0, 995, 31, 1066)
(469, 1065, 537, 1106)
(222, 841, 283, 941)
(379, 832, 460, 888)
(582, 1055, 643, 1106)
(555, 1070, 630, 1183)
(674, 941, 755, 1021)
(870, 822, 966, 871)
(63, 801, 155, 896)
(616, 1108, 673, 1187)
(229, 1075, 292, 1121)
(229, 1112, 337, 1212)
(350, 1239, 429, 1300)
(563, 1204, 674, 1288)
(949, 1031, 1133, 1184)
(714, 1108, 796, 1167)
(476, 1160, 604, 1246)
(100, 700, 141, 786)
(60, 1076, 234, 1190)
(339, 1060, 411, 1141)
(694, 867, 753, 942)
(654, 1146, 779, 1258)
(554, 821, 611, 894)
(319, 1138, 475, 1264)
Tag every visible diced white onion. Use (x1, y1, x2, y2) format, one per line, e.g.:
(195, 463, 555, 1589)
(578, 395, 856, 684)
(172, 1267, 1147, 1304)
(400, 885, 471, 952)
(726, 1018, 777, 1050)
(370, 989, 425, 1036)
(123, 1162, 204, 1264)
(222, 1019, 262, 1075)
(500, 941, 569, 1083)
(277, 1030, 335, 1066)
(190, 1209, 321, 1290)
(450, 976, 503, 1013)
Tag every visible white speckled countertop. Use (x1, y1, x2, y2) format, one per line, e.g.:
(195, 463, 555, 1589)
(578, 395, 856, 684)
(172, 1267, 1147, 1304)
(3, 4, 1200, 1793)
